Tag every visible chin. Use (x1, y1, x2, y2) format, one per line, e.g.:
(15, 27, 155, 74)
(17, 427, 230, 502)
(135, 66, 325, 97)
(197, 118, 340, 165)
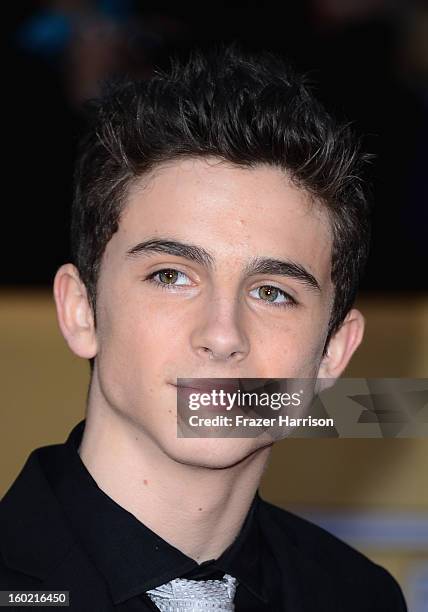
(162, 437, 271, 469)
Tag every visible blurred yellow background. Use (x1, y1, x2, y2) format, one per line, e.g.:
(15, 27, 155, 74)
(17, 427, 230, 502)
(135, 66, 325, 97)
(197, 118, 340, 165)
(1, 290, 427, 606)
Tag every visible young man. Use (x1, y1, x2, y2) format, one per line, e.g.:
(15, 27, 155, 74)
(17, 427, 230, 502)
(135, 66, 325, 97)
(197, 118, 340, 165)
(1, 46, 407, 610)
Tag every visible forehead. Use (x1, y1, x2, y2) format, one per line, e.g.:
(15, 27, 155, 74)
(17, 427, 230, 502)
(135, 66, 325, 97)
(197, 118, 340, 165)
(112, 157, 333, 285)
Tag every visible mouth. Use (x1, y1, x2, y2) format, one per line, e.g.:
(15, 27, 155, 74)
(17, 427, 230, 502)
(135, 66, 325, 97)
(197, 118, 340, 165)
(172, 380, 241, 394)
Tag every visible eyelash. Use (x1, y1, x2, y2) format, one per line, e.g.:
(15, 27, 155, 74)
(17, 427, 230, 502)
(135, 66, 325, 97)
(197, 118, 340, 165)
(145, 268, 298, 309)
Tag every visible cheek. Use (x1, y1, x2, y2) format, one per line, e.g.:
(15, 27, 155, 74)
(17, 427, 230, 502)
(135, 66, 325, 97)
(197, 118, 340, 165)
(98, 291, 186, 385)
(253, 312, 327, 377)
(94, 292, 156, 404)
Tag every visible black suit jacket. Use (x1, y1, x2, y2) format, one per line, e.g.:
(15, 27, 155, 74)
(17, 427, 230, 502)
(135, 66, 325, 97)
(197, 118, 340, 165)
(1, 438, 408, 611)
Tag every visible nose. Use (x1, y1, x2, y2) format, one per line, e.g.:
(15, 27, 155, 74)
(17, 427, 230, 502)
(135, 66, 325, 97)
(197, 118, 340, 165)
(190, 296, 250, 364)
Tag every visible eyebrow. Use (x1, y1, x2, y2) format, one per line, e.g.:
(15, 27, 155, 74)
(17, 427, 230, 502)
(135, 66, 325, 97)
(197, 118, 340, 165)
(125, 238, 321, 292)
(126, 238, 215, 268)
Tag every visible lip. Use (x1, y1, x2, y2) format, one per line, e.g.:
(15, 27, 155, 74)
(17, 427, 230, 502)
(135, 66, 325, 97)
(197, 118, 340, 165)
(172, 380, 241, 394)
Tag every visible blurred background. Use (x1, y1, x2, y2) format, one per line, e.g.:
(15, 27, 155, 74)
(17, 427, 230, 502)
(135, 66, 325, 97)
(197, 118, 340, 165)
(2, 0, 427, 609)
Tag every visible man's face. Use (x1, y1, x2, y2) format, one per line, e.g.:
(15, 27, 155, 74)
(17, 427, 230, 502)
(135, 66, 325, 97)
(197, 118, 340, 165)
(91, 158, 334, 467)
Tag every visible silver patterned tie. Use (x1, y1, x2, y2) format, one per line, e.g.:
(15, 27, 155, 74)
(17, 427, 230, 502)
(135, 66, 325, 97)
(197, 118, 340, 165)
(146, 573, 238, 611)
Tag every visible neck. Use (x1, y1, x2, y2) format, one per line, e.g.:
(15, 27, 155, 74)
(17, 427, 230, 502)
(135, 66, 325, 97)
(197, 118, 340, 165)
(79, 390, 272, 562)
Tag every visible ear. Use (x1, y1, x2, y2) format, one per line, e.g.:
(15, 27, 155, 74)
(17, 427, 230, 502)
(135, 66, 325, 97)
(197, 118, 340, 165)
(318, 308, 365, 380)
(53, 263, 97, 359)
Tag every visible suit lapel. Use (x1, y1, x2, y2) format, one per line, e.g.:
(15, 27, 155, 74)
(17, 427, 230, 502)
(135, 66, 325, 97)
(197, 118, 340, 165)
(258, 500, 342, 612)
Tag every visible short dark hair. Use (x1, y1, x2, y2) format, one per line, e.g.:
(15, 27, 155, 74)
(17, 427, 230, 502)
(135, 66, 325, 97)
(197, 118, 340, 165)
(71, 44, 371, 373)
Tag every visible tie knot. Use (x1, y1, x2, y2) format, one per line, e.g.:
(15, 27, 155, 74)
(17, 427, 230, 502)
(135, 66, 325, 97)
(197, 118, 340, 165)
(146, 573, 238, 611)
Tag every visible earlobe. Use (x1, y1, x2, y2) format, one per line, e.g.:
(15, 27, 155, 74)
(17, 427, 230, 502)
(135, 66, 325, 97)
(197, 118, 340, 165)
(53, 264, 98, 359)
(318, 308, 365, 379)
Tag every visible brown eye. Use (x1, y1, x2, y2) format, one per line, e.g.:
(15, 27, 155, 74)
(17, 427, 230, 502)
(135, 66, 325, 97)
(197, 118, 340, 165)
(258, 286, 280, 302)
(158, 269, 179, 284)
(147, 269, 192, 288)
(250, 285, 296, 308)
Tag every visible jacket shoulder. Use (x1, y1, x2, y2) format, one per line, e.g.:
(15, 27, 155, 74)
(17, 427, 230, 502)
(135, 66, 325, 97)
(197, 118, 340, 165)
(0, 561, 42, 589)
(0, 443, 75, 581)
(258, 498, 407, 610)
